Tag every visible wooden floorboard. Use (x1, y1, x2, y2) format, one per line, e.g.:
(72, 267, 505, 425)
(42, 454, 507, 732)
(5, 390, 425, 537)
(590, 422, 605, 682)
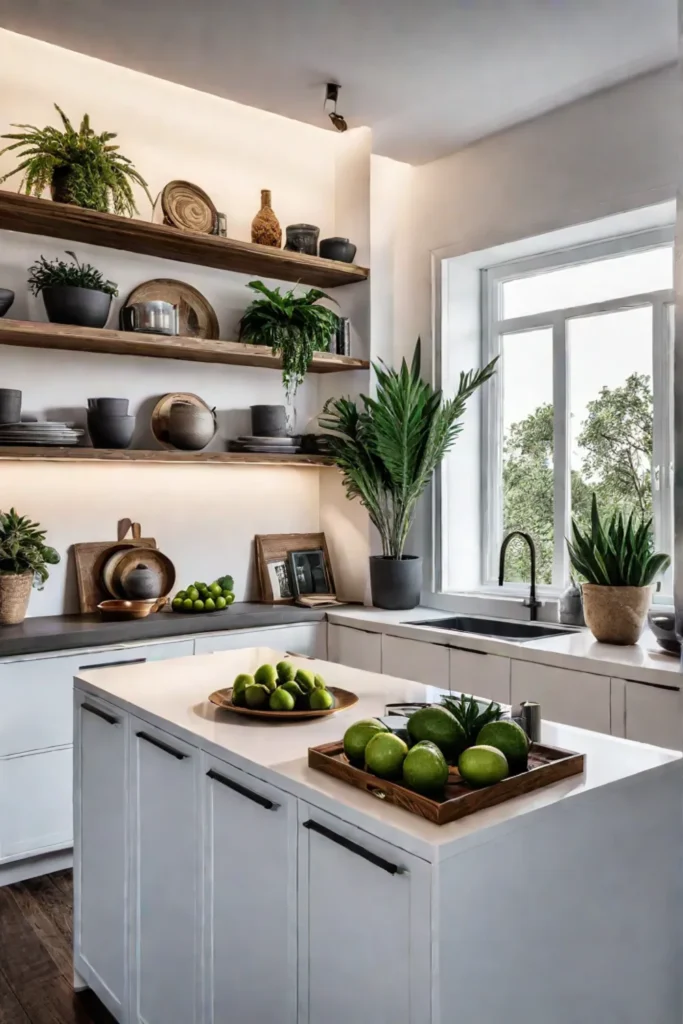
(0, 874, 114, 1024)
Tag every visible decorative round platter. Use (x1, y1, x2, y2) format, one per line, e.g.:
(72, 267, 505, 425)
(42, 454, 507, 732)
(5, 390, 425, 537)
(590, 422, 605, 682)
(208, 686, 359, 720)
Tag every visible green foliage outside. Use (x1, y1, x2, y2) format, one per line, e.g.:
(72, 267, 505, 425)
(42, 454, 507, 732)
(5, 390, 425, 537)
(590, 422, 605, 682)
(503, 373, 653, 583)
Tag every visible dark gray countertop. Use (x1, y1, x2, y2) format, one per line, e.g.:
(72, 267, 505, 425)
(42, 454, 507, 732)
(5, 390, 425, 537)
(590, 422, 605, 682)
(0, 603, 327, 659)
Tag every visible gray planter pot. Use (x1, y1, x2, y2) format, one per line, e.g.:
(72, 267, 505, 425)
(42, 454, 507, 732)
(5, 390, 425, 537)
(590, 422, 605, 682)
(42, 285, 112, 328)
(369, 555, 422, 610)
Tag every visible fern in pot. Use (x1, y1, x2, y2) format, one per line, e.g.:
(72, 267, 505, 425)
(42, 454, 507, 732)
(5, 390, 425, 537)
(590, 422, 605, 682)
(28, 251, 118, 329)
(0, 509, 60, 625)
(320, 341, 497, 609)
(567, 494, 670, 645)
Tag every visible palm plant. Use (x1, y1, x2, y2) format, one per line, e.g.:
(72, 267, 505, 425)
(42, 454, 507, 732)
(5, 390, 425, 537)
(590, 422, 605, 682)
(0, 104, 151, 217)
(238, 280, 339, 399)
(320, 341, 497, 559)
(0, 509, 60, 589)
(567, 494, 670, 587)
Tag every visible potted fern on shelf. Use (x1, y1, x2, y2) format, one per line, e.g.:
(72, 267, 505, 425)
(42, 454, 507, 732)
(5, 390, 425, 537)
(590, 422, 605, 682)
(0, 509, 60, 625)
(320, 340, 497, 609)
(567, 495, 670, 645)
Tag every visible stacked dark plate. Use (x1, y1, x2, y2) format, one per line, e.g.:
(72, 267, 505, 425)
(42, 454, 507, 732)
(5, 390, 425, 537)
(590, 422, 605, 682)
(228, 435, 302, 454)
(0, 421, 84, 446)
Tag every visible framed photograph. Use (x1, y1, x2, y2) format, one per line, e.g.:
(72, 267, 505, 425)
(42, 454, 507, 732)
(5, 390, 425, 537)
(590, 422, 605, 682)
(266, 559, 294, 601)
(255, 532, 336, 604)
(288, 549, 331, 597)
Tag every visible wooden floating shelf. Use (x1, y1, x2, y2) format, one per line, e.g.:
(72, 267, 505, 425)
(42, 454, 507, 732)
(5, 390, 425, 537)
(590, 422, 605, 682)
(0, 447, 333, 468)
(0, 191, 369, 289)
(0, 319, 370, 373)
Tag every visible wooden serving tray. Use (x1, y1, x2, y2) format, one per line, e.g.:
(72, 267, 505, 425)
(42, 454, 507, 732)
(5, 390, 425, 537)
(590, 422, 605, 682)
(209, 686, 358, 721)
(308, 741, 585, 826)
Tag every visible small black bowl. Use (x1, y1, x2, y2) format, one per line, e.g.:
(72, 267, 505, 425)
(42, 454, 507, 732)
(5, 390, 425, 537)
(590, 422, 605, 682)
(0, 289, 15, 317)
(647, 609, 679, 655)
(319, 237, 357, 263)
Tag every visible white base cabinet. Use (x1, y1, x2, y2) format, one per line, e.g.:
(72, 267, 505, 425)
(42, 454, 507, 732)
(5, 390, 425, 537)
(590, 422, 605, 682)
(618, 678, 682, 750)
(382, 634, 449, 691)
(510, 660, 611, 734)
(327, 623, 382, 673)
(194, 622, 326, 658)
(449, 647, 511, 704)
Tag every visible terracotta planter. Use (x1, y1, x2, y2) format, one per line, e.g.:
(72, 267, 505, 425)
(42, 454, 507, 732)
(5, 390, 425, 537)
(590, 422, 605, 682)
(0, 572, 32, 625)
(581, 583, 652, 645)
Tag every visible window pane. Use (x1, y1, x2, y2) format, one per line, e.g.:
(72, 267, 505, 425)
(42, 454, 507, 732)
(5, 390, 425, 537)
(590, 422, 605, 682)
(502, 328, 554, 585)
(568, 307, 653, 538)
(502, 246, 672, 319)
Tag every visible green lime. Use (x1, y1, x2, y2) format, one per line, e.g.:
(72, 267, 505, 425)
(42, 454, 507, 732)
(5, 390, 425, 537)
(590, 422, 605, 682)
(269, 687, 296, 711)
(313, 673, 327, 690)
(254, 664, 278, 692)
(244, 684, 270, 709)
(182, 598, 194, 611)
(232, 688, 247, 706)
(365, 732, 409, 779)
(458, 745, 508, 787)
(402, 741, 449, 796)
(407, 706, 467, 762)
(209, 582, 222, 596)
(215, 595, 227, 610)
(295, 668, 315, 693)
(204, 597, 216, 612)
(308, 688, 335, 711)
(280, 680, 304, 701)
(193, 599, 205, 612)
(187, 587, 199, 602)
(343, 719, 390, 764)
(176, 590, 187, 600)
(224, 592, 235, 605)
(194, 581, 206, 590)
(476, 720, 529, 772)
(276, 660, 296, 683)
(172, 597, 183, 610)
(233, 673, 254, 697)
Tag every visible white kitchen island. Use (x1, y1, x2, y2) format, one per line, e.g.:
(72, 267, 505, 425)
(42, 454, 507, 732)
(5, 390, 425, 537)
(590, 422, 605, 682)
(73, 647, 683, 1024)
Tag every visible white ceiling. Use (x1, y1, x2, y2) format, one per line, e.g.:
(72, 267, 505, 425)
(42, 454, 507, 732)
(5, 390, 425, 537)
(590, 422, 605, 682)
(2, 0, 677, 164)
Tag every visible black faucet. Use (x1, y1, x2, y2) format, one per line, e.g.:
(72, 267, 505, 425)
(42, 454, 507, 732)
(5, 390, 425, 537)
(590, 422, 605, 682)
(498, 531, 541, 621)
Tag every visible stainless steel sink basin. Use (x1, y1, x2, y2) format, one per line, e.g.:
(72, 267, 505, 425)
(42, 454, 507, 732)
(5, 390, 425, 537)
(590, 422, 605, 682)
(406, 614, 580, 642)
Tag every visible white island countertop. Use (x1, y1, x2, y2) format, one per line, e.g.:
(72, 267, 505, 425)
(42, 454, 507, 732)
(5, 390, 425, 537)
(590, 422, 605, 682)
(76, 646, 680, 863)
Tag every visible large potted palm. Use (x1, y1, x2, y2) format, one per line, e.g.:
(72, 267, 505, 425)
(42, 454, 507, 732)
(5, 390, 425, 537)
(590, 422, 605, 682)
(0, 509, 60, 625)
(320, 341, 496, 609)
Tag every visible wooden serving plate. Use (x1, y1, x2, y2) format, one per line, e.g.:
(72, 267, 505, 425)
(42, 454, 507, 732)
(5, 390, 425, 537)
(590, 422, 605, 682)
(308, 741, 585, 825)
(209, 686, 358, 721)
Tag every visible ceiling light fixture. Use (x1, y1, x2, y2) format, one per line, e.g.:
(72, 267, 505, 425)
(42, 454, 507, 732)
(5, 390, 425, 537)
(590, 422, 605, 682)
(324, 83, 348, 133)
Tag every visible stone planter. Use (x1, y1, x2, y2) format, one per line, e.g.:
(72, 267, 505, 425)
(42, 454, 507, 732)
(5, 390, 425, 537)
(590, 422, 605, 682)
(581, 583, 652, 645)
(42, 285, 112, 329)
(0, 572, 33, 625)
(369, 555, 422, 611)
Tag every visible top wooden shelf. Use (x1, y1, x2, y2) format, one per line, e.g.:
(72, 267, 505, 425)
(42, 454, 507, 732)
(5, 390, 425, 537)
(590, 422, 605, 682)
(0, 191, 370, 289)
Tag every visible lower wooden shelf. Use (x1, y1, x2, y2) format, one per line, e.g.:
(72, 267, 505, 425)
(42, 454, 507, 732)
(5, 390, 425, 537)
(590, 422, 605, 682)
(0, 447, 333, 467)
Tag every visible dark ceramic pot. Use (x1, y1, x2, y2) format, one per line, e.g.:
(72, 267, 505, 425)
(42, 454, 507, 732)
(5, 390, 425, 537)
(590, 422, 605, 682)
(284, 224, 319, 255)
(42, 286, 112, 328)
(647, 608, 679, 655)
(123, 563, 161, 600)
(369, 555, 422, 610)
(0, 389, 21, 424)
(87, 411, 134, 449)
(0, 289, 15, 317)
(251, 404, 287, 438)
(319, 237, 357, 263)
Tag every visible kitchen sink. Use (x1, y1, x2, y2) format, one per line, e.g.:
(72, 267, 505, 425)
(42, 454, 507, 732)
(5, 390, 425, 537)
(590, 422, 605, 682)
(406, 614, 580, 642)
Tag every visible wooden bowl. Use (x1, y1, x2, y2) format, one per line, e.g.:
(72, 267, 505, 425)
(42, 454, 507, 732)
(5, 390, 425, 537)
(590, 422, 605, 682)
(208, 686, 358, 721)
(97, 599, 159, 621)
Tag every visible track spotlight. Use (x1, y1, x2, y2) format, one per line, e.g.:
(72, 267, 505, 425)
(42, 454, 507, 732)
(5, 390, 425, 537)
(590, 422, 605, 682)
(324, 83, 348, 133)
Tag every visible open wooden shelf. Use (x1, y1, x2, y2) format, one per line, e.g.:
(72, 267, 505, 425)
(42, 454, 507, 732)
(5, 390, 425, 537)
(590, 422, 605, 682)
(0, 191, 369, 288)
(0, 319, 369, 373)
(0, 446, 333, 467)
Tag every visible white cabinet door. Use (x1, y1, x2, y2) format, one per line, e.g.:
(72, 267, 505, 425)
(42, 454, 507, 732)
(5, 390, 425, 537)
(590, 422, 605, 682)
(382, 634, 450, 691)
(130, 719, 200, 1024)
(327, 623, 382, 673)
(74, 693, 127, 1018)
(622, 679, 682, 750)
(0, 746, 72, 861)
(450, 648, 511, 704)
(204, 755, 298, 1024)
(510, 660, 611, 733)
(298, 805, 430, 1024)
(194, 623, 326, 658)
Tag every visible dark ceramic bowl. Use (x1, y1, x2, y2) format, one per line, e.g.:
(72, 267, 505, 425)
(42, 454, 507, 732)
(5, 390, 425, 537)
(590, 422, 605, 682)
(647, 609, 679, 655)
(88, 398, 129, 416)
(319, 237, 357, 263)
(0, 289, 15, 317)
(43, 285, 112, 329)
(87, 411, 134, 450)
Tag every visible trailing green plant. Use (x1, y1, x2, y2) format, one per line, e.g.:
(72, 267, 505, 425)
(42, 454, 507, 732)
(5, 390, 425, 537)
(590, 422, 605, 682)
(0, 509, 60, 589)
(0, 104, 152, 216)
(319, 340, 497, 559)
(238, 280, 339, 399)
(28, 251, 118, 297)
(440, 693, 504, 746)
(567, 494, 670, 587)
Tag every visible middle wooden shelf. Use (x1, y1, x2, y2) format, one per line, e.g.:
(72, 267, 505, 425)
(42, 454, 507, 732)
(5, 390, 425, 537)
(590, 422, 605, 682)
(0, 318, 370, 374)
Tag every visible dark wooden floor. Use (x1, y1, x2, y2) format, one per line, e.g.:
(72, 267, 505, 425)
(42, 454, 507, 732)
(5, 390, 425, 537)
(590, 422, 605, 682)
(0, 870, 115, 1024)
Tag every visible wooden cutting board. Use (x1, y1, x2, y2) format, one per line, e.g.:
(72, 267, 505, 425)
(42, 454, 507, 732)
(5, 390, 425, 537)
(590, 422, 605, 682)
(72, 519, 157, 613)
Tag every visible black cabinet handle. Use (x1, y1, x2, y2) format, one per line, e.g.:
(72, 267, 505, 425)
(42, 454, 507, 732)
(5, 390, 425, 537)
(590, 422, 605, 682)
(207, 769, 278, 810)
(303, 820, 403, 875)
(136, 731, 187, 760)
(79, 657, 147, 670)
(82, 702, 118, 726)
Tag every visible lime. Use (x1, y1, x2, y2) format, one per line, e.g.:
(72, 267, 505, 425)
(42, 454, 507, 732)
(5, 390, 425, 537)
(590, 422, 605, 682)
(172, 597, 183, 611)
(182, 598, 194, 611)
(276, 660, 296, 683)
(187, 587, 199, 602)
(244, 684, 270, 709)
(295, 668, 315, 693)
(343, 719, 389, 764)
(280, 680, 304, 701)
(458, 745, 508, 787)
(269, 687, 295, 711)
(254, 664, 278, 692)
(407, 706, 467, 761)
(476, 720, 529, 772)
(176, 590, 187, 600)
(224, 592, 235, 605)
(194, 581, 206, 590)
(193, 599, 205, 612)
(402, 741, 449, 797)
(365, 732, 409, 779)
(232, 687, 247, 706)
(233, 673, 253, 697)
(309, 688, 335, 711)
(204, 597, 216, 612)
(209, 582, 222, 597)
(215, 595, 227, 610)
(313, 673, 327, 690)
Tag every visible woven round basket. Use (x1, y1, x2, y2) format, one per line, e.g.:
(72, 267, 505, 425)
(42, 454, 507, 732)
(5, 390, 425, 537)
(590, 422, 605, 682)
(0, 572, 32, 625)
(161, 180, 217, 234)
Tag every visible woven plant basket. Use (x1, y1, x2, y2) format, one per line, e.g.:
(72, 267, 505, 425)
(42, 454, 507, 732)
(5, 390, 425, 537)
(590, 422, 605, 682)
(0, 572, 32, 625)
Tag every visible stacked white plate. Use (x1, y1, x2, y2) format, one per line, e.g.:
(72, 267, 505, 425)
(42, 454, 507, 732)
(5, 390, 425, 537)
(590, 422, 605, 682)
(0, 421, 85, 447)
(232, 435, 302, 454)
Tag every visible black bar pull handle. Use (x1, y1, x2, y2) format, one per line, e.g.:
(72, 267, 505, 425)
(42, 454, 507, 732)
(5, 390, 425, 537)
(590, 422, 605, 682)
(207, 769, 277, 811)
(136, 731, 187, 760)
(79, 657, 147, 671)
(82, 702, 118, 726)
(303, 820, 403, 875)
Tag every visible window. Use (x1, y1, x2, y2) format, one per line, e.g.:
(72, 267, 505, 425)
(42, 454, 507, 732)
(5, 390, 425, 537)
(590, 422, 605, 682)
(482, 228, 674, 595)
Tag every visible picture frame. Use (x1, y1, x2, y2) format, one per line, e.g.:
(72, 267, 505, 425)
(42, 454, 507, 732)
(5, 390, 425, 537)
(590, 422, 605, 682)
(288, 548, 331, 598)
(255, 532, 336, 604)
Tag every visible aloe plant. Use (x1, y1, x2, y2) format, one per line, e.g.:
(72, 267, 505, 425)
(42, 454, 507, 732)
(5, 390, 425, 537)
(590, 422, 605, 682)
(567, 494, 670, 587)
(440, 693, 504, 746)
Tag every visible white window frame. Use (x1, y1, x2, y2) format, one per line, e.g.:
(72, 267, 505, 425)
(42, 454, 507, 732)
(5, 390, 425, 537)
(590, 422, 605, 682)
(481, 226, 675, 596)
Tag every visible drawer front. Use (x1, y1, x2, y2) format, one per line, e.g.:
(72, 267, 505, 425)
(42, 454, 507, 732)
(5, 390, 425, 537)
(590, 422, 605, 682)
(0, 746, 73, 861)
(194, 623, 325, 658)
(624, 681, 682, 750)
(327, 624, 382, 673)
(382, 634, 449, 688)
(510, 660, 611, 733)
(450, 648, 511, 704)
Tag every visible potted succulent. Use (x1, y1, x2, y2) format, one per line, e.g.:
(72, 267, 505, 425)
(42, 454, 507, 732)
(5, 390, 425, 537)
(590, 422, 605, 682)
(0, 509, 60, 625)
(238, 280, 339, 402)
(0, 105, 151, 216)
(320, 341, 496, 609)
(28, 250, 118, 328)
(567, 495, 670, 645)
